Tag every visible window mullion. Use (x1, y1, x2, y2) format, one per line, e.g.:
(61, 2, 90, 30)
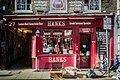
(26, 0, 27, 10)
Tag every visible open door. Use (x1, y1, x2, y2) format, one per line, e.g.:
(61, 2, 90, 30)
(80, 34, 91, 68)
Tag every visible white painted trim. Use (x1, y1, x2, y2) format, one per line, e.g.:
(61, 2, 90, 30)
(12, 18, 39, 21)
(14, 0, 33, 13)
(69, 17, 95, 20)
(4, 13, 113, 17)
(74, 54, 76, 67)
(117, 0, 120, 15)
(41, 18, 68, 20)
(99, 0, 101, 13)
(13, 10, 33, 13)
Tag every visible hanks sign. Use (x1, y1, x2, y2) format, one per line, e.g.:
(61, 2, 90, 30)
(48, 21, 65, 26)
(48, 57, 67, 62)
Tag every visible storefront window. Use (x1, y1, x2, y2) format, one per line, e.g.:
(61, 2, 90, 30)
(96, 28, 110, 61)
(42, 29, 72, 54)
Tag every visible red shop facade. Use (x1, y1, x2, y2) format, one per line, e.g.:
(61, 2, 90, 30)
(4, 14, 114, 69)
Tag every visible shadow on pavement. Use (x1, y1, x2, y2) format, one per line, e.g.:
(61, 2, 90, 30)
(7, 56, 32, 70)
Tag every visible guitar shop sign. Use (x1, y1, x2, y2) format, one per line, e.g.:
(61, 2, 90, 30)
(69, 22, 91, 26)
(48, 21, 65, 26)
(48, 57, 67, 62)
(47, 21, 91, 27)
(7, 22, 43, 27)
(18, 22, 43, 26)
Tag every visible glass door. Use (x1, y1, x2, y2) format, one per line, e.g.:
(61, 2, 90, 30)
(80, 34, 91, 68)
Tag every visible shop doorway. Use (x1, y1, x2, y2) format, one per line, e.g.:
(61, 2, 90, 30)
(80, 34, 91, 68)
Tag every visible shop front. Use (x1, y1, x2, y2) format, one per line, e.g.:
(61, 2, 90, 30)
(4, 15, 114, 69)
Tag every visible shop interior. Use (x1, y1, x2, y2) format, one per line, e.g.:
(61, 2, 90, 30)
(42, 29, 73, 54)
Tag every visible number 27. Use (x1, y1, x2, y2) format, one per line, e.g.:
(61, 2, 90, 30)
(9, 22, 15, 26)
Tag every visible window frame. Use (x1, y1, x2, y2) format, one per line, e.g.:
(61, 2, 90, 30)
(14, 0, 33, 13)
(84, 0, 101, 13)
(118, 35, 120, 54)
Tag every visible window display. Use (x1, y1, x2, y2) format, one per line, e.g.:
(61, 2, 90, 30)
(42, 29, 72, 54)
(96, 28, 110, 62)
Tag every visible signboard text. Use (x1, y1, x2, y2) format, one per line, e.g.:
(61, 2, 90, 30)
(48, 21, 65, 26)
(48, 57, 67, 62)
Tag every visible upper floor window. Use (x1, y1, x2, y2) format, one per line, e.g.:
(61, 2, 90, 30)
(49, 0, 67, 13)
(68, 0, 101, 13)
(84, 0, 101, 13)
(14, 0, 32, 13)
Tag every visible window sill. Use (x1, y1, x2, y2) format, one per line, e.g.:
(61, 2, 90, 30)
(49, 10, 67, 13)
(13, 10, 33, 14)
(83, 10, 101, 13)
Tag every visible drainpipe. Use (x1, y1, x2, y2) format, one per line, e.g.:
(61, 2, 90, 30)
(114, 15, 118, 62)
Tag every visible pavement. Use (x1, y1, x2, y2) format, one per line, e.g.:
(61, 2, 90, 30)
(0, 57, 117, 80)
(0, 69, 117, 80)
(0, 69, 50, 80)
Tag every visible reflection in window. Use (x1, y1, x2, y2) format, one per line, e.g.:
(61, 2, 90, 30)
(42, 29, 73, 54)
